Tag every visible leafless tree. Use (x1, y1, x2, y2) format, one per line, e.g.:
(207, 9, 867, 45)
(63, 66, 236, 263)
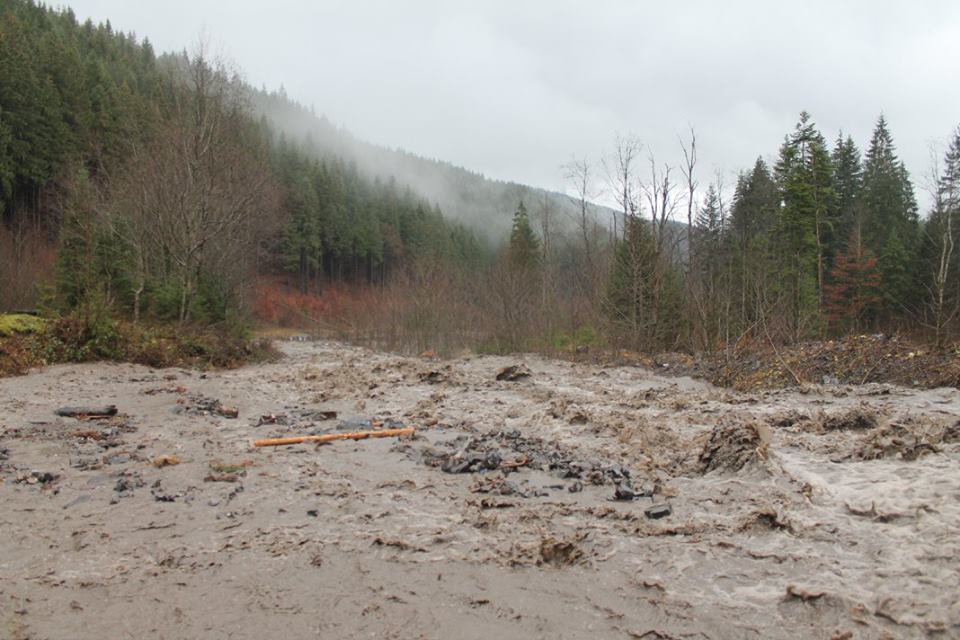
(116, 40, 276, 323)
(603, 133, 642, 243)
(924, 141, 957, 347)
(679, 126, 698, 271)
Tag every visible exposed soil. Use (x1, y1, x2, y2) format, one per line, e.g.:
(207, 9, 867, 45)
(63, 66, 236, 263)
(1, 340, 958, 639)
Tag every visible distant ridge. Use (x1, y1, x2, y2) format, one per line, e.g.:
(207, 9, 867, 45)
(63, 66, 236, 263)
(248, 87, 615, 242)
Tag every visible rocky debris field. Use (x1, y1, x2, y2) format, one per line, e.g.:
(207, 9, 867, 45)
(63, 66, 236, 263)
(1, 340, 958, 639)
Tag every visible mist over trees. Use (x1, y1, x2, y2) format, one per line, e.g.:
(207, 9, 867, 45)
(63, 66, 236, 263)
(0, 0, 479, 325)
(2, 0, 960, 356)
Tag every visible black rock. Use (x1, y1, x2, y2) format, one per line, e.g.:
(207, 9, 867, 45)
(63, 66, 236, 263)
(606, 465, 631, 481)
(644, 503, 672, 519)
(568, 480, 583, 493)
(613, 481, 635, 501)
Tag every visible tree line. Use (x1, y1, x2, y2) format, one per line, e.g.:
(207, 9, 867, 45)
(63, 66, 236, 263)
(3, 0, 960, 355)
(489, 113, 960, 354)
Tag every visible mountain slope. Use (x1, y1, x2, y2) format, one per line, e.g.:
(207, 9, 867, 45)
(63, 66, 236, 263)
(249, 87, 607, 242)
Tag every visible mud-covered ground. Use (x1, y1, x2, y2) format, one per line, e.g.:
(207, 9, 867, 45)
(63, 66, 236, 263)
(1, 340, 958, 639)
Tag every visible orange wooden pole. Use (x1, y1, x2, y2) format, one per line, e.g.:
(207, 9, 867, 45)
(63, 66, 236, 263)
(254, 427, 414, 447)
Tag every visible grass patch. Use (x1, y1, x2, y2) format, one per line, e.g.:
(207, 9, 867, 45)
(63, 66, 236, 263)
(0, 313, 46, 337)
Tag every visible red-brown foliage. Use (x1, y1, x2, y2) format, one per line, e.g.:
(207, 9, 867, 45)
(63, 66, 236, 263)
(825, 232, 882, 334)
(0, 225, 57, 310)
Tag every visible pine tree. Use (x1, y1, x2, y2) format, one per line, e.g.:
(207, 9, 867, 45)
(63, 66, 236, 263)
(861, 115, 919, 313)
(507, 200, 540, 271)
(606, 215, 655, 344)
(774, 112, 835, 337)
(830, 134, 864, 264)
(727, 158, 779, 332)
(282, 173, 322, 292)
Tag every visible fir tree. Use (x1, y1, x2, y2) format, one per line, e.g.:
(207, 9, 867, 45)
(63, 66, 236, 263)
(830, 133, 864, 264)
(774, 112, 834, 337)
(508, 200, 540, 271)
(861, 115, 919, 312)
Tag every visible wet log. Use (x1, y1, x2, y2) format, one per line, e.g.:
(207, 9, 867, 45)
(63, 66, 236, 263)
(253, 427, 414, 447)
(55, 405, 118, 419)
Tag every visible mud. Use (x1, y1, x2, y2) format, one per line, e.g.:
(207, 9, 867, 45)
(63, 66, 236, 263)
(1, 340, 959, 639)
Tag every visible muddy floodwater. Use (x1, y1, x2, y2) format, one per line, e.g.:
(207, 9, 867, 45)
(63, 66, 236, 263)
(1, 340, 958, 639)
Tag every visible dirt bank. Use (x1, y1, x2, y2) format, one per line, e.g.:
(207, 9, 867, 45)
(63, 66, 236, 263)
(1, 340, 958, 639)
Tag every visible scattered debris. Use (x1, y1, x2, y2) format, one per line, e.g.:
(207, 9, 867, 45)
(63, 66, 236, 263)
(176, 394, 237, 418)
(204, 473, 239, 483)
(209, 460, 253, 474)
(699, 419, 771, 473)
(495, 364, 532, 381)
(419, 368, 454, 384)
(217, 406, 239, 419)
(15, 470, 58, 486)
(257, 413, 291, 426)
(942, 421, 960, 443)
(819, 406, 877, 431)
(738, 507, 792, 532)
(299, 409, 338, 421)
(113, 471, 145, 497)
(151, 454, 180, 468)
(784, 584, 828, 602)
(539, 537, 584, 567)
(850, 421, 941, 461)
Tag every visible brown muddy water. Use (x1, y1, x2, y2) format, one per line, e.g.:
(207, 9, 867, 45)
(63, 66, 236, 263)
(1, 340, 958, 639)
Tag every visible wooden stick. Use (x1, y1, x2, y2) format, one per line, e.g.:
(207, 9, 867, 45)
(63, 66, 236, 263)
(254, 427, 414, 448)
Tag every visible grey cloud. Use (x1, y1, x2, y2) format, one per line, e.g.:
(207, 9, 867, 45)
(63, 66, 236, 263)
(64, 0, 960, 208)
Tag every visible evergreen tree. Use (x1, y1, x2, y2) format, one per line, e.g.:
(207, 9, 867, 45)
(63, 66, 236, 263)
(281, 172, 322, 292)
(774, 111, 834, 337)
(507, 200, 540, 271)
(830, 133, 864, 264)
(727, 158, 779, 331)
(861, 115, 919, 313)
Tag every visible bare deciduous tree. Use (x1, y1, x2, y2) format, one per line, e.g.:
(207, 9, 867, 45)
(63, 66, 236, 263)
(603, 133, 642, 243)
(115, 40, 277, 323)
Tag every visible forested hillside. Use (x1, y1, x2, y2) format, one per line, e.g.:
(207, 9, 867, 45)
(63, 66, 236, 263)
(250, 88, 599, 243)
(2, 0, 960, 361)
(0, 0, 480, 322)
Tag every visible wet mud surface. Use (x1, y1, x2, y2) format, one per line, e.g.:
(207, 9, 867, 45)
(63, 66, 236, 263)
(1, 340, 958, 639)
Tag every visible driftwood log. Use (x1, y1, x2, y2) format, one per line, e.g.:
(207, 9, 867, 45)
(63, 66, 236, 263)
(55, 405, 118, 419)
(254, 427, 414, 447)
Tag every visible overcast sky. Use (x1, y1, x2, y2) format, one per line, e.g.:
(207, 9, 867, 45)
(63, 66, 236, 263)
(63, 1, 960, 208)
